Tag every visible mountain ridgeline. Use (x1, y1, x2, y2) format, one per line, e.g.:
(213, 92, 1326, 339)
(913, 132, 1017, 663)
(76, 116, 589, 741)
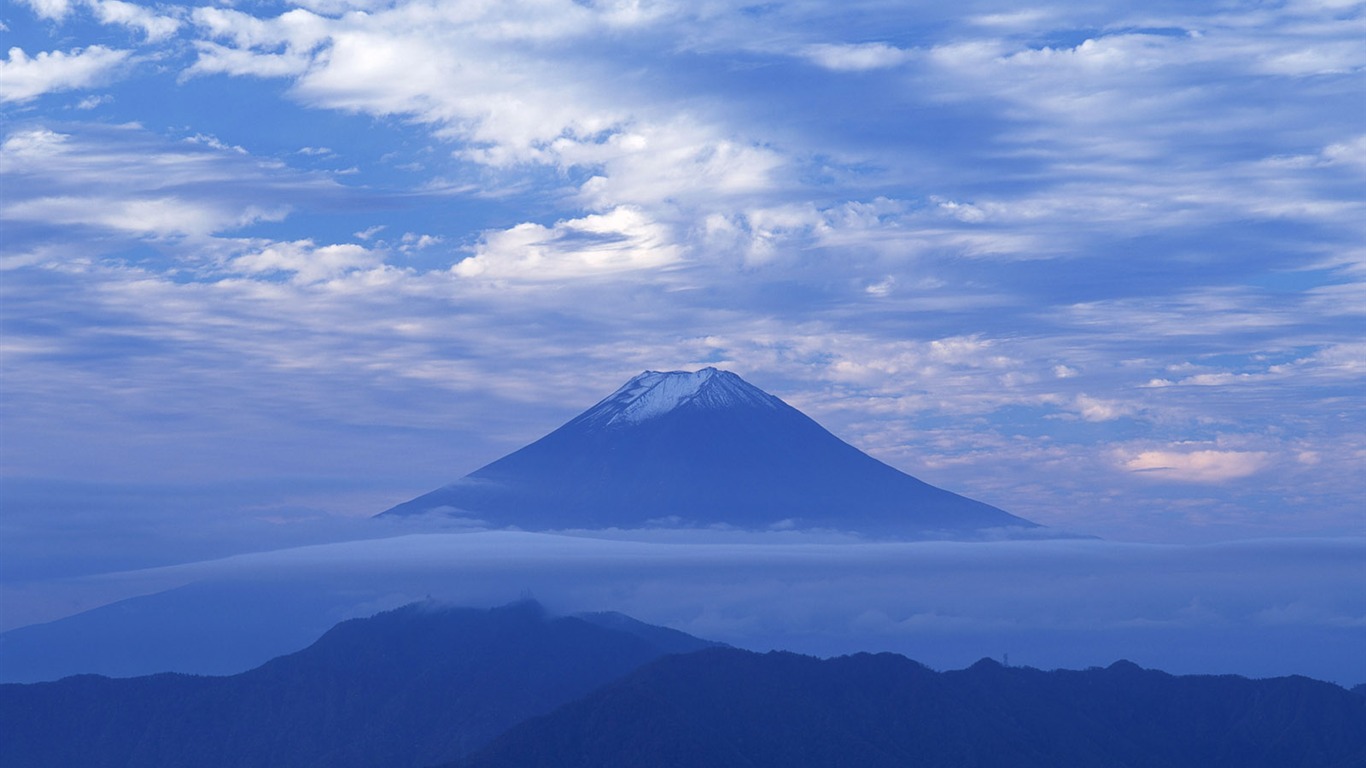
(0, 601, 716, 768)
(458, 648, 1366, 768)
(4, 602, 1364, 768)
(381, 368, 1036, 536)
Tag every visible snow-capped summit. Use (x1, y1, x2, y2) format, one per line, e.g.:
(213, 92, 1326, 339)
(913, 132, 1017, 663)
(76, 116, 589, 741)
(577, 368, 780, 428)
(380, 368, 1038, 537)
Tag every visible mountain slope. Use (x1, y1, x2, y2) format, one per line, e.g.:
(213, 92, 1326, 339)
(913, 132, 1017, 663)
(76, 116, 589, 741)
(382, 368, 1035, 536)
(0, 601, 715, 768)
(459, 648, 1366, 768)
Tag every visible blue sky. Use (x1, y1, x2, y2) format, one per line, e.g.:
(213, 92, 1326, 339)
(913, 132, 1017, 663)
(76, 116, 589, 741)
(1, 0, 1364, 645)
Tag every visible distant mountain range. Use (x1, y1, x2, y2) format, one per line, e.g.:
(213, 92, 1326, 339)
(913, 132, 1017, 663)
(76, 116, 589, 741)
(4, 601, 1363, 768)
(382, 368, 1037, 536)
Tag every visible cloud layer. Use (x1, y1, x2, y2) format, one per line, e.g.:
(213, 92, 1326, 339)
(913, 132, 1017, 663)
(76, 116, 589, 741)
(7, 531, 1361, 684)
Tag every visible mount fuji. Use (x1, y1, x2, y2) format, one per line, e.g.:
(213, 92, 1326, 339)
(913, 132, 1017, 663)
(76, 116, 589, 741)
(380, 368, 1038, 536)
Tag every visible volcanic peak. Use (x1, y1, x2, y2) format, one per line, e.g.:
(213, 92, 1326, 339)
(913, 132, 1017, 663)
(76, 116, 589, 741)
(378, 366, 1038, 534)
(575, 367, 780, 428)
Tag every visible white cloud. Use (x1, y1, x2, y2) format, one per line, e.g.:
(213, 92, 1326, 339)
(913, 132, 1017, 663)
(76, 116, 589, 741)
(0, 46, 131, 102)
(88, 0, 181, 41)
(400, 233, 442, 251)
(801, 42, 914, 71)
(933, 197, 988, 223)
(1129, 344, 1365, 391)
(288, 0, 390, 13)
(191, 7, 332, 51)
(0, 127, 69, 158)
(230, 240, 386, 284)
(182, 0, 794, 250)
(3, 194, 287, 238)
(568, 125, 788, 211)
(165, 0, 1365, 293)
(699, 204, 826, 266)
(1074, 394, 1130, 422)
(187, 7, 331, 79)
(1121, 449, 1272, 483)
(19, 0, 72, 21)
(185, 133, 247, 154)
(865, 276, 895, 297)
(189, 41, 315, 79)
(1251, 38, 1366, 77)
(1322, 135, 1366, 168)
(20, 0, 181, 39)
(454, 206, 681, 280)
(908, 10, 1366, 245)
(0, 123, 338, 242)
(186, 3, 621, 163)
(1177, 372, 1271, 386)
(1303, 341, 1366, 375)
(75, 94, 112, 109)
(967, 9, 1055, 29)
